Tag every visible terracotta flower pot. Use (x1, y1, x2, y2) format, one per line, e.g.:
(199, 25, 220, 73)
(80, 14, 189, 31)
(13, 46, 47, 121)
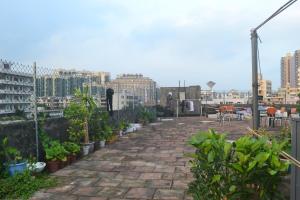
(68, 154, 77, 164)
(47, 160, 60, 173)
(60, 160, 68, 168)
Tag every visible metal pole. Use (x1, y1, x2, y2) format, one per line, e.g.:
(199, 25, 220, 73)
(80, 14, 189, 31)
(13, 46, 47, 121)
(176, 100, 179, 118)
(251, 30, 260, 129)
(133, 84, 135, 111)
(117, 82, 120, 120)
(33, 62, 39, 161)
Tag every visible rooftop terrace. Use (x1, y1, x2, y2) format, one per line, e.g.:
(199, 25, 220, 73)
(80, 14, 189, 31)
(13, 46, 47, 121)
(31, 117, 256, 200)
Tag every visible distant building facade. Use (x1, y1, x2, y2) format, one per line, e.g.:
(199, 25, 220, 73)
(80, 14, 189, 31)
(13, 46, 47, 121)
(281, 53, 293, 88)
(0, 61, 34, 115)
(258, 74, 272, 99)
(107, 74, 157, 106)
(36, 69, 110, 97)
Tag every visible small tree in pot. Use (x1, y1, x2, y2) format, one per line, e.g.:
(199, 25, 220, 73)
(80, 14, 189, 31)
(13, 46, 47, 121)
(64, 87, 96, 156)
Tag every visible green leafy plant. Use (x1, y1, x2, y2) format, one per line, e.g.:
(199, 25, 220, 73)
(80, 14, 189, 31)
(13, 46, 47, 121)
(44, 141, 68, 162)
(188, 129, 289, 200)
(137, 106, 156, 125)
(0, 170, 57, 199)
(118, 119, 129, 132)
(89, 107, 102, 141)
(98, 111, 113, 140)
(2, 137, 23, 164)
(64, 86, 96, 144)
(63, 142, 80, 155)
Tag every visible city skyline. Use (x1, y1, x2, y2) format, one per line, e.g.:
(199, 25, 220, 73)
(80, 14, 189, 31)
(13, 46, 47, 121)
(1, 0, 300, 90)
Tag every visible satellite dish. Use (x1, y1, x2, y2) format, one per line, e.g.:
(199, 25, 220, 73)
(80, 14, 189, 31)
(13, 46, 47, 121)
(207, 81, 216, 90)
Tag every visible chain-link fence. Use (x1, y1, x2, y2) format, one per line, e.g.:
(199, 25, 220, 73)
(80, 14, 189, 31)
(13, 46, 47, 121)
(0, 59, 158, 160)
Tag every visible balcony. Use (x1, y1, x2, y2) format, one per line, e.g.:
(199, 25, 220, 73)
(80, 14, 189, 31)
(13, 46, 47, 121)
(0, 89, 33, 95)
(0, 79, 33, 86)
(0, 68, 33, 78)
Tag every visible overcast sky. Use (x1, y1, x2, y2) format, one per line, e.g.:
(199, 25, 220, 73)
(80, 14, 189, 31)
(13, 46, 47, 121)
(1, 0, 300, 90)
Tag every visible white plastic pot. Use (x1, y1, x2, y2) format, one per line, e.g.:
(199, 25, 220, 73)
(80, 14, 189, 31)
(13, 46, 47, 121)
(100, 140, 106, 148)
(27, 162, 46, 173)
(82, 145, 90, 156)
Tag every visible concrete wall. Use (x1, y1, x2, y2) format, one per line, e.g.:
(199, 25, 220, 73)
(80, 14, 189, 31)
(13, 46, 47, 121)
(0, 118, 69, 161)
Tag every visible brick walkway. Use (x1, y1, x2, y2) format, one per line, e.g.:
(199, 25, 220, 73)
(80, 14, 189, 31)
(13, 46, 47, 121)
(32, 117, 251, 200)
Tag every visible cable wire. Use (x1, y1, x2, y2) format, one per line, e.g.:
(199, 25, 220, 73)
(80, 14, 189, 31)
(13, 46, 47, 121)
(254, 0, 298, 31)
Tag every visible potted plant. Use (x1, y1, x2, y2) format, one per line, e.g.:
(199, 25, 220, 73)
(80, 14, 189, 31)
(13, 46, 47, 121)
(117, 120, 130, 136)
(44, 140, 68, 172)
(63, 142, 80, 164)
(2, 137, 27, 176)
(65, 87, 96, 156)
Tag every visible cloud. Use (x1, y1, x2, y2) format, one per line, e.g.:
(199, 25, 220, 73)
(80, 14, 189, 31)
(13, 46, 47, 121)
(1, 0, 300, 90)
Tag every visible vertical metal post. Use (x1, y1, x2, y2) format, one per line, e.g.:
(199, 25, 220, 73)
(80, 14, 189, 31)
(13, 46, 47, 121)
(200, 86, 202, 117)
(89, 75, 92, 97)
(291, 119, 300, 200)
(251, 30, 259, 129)
(133, 84, 135, 111)
(176, 100, 179, 118)
(117, 82, 120, 120)
(33, 62, 39, 161)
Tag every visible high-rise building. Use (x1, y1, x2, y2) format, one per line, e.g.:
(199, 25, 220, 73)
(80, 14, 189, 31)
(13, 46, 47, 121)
(281, 53, 293, 88)
(294, 50, 300, 88)
(36, 69, 110, 97)
(107, 74, 157, 106)
(0, 61, 33, 115)
(281, 50, 300, 89)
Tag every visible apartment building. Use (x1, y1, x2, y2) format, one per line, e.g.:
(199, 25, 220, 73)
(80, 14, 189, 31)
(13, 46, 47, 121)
(36, 69, 110, 97)
(0, 61, 33, 115)
(258, 74, 272, 99)
(112, 90, 140, 111)
(281, 53, 293, 88)
(107, 74, 157, 106)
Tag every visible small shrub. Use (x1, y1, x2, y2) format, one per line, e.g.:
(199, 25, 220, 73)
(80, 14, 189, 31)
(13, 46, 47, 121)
(0, 170, 57, 199)
(188, 129, 289, 200)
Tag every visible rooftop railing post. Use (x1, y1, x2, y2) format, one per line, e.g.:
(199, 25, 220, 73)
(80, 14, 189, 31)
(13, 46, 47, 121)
(251, 30, 260, 130)
(33, 62, 39, 161)
(291, 119, 300, 200)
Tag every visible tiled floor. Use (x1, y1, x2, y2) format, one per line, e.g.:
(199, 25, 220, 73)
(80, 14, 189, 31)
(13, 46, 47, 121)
(31, 117, 252, 200)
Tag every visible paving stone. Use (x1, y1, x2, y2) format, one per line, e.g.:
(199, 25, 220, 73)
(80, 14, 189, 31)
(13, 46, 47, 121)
(154, 189, 185, 200)
(96, 187, 128, 198)
(119, 179, 146, 188)
(31, 192, 53, 199)
(172, 180, 189, 190)
(115, 171, 141, 179)
(71, 187, 102, 196)
(96, 178, 122, 187)
(46, 185, 75, 193)
(153, 166, 175, 173)
(78, 197, 108, 200)
(140, 173, 162, 180)
(145, 179, 172, 189)
(70, 177, 100, 187)
(125, 188, 156, 199)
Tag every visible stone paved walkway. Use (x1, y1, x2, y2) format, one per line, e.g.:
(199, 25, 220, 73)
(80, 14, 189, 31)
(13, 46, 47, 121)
(32, 117, 251, 200)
